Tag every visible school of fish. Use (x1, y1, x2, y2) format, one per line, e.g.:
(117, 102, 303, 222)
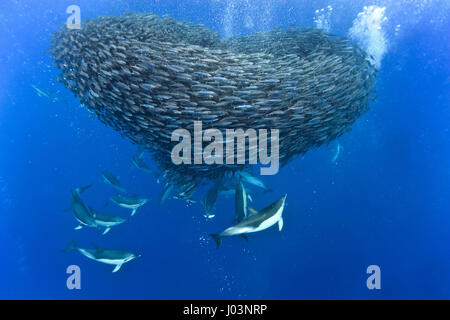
(49, 12, 377, 191)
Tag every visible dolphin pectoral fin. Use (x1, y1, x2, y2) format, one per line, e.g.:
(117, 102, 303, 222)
(74, 225, 83, 230)
(248, 206, 259, 216)
(209, 234, 222, 249)
(112, 264, 122, 273)
(278, 217, 284, 231)
(93, 243, 102, 255)
(102, 227, 111, 235)
(131, 209, 137, 216)
(247, 194, 253, 203)
(240, 234, 249, 242)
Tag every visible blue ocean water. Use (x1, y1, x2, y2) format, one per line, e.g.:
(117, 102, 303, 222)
(0, 0, 449, 299)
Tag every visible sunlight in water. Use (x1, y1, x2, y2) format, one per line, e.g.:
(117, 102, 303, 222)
(222, 0, 274, 37)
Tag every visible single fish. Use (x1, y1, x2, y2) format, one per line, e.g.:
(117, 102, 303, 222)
(31, 84, 61, 102)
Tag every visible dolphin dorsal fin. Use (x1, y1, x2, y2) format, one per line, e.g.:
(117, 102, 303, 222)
(93, 243, 102, 254)
(77, 184, 92, 194)
(248, 206, 259, 216)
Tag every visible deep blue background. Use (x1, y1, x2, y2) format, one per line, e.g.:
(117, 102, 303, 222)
(0, 0, 449, 299)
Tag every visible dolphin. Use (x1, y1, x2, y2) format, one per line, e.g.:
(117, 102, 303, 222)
(209, 194, 287, 248)
(202, 179, 222, 219)
(101, 170, 126, 193)
(234, 179, 248, 223)
(238, 171, 271, 192)
(131, 149, 156, 176)
(132, 155, 154, 175)
(63, 239, 140, 273)
(110, 193, 149, 216)
(89, 207, 127, 235)
(159, 182, 174, 207)
(70, 185, 98, 230)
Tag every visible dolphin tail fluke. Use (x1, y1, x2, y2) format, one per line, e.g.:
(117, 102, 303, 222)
(62, 238, 77, 253)
(209, 234, 222, 249)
